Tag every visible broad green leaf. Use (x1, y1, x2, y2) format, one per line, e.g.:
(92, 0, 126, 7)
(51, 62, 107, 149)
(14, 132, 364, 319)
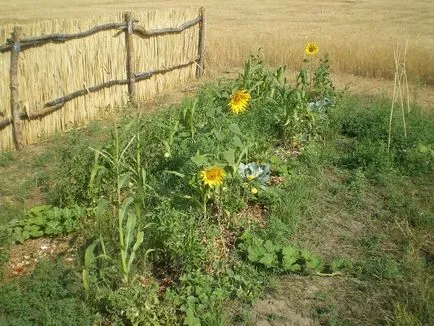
(289, 263, 302, 272)
(27, 205, 51, 215)
(222, 149, 235, 166)
(263, 240, 276, 252)
(29, 224, 40, 231)
(282, 246, 300, 271)
(228, 123, 242, 136)
(45, 220, 60, 234)
(282, 246, 299, 259)
(191, 152, 209, 167)
(184, 307, 200, 326)
(247, 243, 265, 263)
(232, 136, 243, 148)
(306, 256, 322, 271)
(29, 229, 43, 238)
(16, 234, 28, 244)
(301, 249, 322, 271)
(259, 252, 278, 268)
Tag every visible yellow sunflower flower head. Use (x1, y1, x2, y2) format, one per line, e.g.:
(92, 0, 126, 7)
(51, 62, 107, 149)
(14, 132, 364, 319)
(304, 42, 319, 56)
(228, 89, 251, 114)
(201, 166, 225, 187)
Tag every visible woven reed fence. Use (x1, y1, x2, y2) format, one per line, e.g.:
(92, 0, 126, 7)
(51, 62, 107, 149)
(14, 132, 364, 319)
(0, 8, 206, 151)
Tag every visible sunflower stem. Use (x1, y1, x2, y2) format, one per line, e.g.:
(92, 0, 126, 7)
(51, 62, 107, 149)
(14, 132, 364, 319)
(202, 189, 208, 219)
(308, 59, 313, 92)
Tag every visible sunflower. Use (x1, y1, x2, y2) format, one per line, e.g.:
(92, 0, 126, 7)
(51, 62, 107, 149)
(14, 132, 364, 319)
(228, 89, 251, 114)
(304, 43, 319, 56)
(201, 166, 225, 187)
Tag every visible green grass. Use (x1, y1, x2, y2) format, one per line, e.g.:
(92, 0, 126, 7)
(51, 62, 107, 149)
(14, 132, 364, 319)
(0, 56, 433, 325)
(0, 260, 95, 325)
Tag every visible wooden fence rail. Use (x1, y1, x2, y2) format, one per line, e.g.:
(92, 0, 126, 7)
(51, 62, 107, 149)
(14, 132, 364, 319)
(0, 8, 206, 150)
(0, 23, 127, 53)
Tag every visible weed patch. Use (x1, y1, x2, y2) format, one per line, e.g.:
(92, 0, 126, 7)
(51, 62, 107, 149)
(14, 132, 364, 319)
(1, 48, 433, 325)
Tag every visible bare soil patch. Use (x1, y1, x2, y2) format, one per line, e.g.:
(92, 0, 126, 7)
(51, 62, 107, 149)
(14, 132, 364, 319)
(4, 234, 83, 281)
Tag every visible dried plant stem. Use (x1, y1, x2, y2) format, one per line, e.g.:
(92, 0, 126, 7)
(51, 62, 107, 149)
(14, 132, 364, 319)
(388, 40, 409, 152)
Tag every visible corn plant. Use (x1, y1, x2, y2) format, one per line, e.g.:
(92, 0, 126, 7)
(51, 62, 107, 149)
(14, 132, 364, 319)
(156, 117, 180, 158)
(82, 235, 109, 292)
(118, 198, 153, 283)
(87, 124, 152, 284)
(239, 52, 285, 99)
(180, 97, 198, 141)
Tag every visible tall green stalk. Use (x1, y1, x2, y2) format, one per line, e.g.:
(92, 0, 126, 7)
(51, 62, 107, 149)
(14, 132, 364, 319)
(88, 124, 150, 284)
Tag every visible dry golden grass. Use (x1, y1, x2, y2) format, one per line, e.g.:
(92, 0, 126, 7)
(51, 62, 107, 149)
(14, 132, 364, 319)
(1, 0, 433, 84)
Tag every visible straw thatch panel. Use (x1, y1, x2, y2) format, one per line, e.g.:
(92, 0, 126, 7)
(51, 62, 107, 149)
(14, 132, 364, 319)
(0, 14, 127, 149)
(0, 7, 200, 151)
(133, 9, 199, 101)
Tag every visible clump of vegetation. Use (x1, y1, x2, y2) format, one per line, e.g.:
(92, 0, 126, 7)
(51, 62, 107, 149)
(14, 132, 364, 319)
(1, 43, 433, 325)
(4, 205, 84, 243)
(0, 260, 95, 325)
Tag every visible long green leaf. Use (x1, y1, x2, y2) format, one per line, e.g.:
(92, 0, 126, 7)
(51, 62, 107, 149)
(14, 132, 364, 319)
(120, 134, 136, 160)
(126, 231, 145, 272)
(125, 212, 137, 252)
(132, 231, 144, 251)
(88, 151, 101, 191)
(89, 147, 115, 167)
(84, 241, 98, 268)
(82, 269, 90, 291)
(165, 170, 186, 178)
(118, 172, 131, 190)
(119, 196, 134, 226)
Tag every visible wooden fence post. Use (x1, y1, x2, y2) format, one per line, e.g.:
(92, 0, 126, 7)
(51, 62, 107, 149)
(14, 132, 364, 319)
(196, 7, 206, 78)
(10, 26, 24, 150)
(124, 12, 137, 106)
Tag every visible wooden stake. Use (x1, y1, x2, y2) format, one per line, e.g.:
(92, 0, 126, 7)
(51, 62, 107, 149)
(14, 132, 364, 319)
(196, 7, 206, 78)
(124, 12, 137, 106)
(10, 26, 24, 150)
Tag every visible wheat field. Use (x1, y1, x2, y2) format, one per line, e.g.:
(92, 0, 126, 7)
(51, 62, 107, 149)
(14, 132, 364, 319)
(1, 0, 433, 84)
